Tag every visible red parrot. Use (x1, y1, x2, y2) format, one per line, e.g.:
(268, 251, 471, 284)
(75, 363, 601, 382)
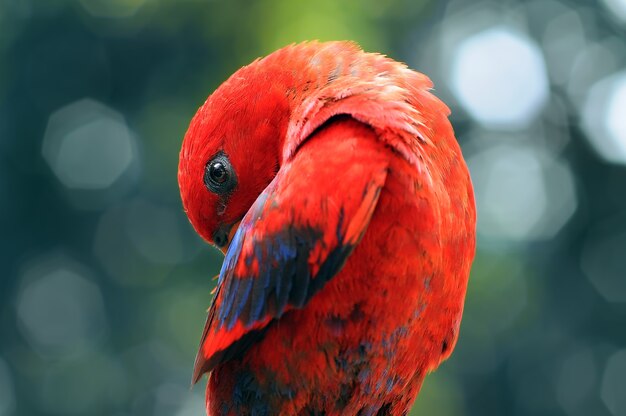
(178, 41, 476, 415)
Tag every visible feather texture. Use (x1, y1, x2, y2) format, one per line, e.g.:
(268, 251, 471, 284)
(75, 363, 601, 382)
(178, 41, 476, 415)
(193, 118, 389, 382)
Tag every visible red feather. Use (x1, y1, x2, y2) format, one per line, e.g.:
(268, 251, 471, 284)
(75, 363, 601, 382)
(178, 41, 476, 415)
(193, 119, 389, 382)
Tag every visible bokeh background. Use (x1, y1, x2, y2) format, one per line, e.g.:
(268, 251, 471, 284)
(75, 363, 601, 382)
(1, 0, 626, 415)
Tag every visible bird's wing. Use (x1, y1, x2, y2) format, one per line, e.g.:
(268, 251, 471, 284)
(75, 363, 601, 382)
(193, 120, 388, 382)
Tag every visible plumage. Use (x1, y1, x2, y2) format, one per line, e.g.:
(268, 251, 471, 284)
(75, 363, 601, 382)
(178, 41, 476, 415)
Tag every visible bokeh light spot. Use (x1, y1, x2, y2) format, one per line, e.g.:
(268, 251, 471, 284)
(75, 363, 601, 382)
(42, 99, 136, 190)
(554, 348, 597, 413)
(94, 198, 205, 286)
(582, 71, 626, 165)
(0, 358, 16, 416)
(602, 0, 626, 23)
(468, 142, 577, 242)
(568, 40, 620, 105)
(125, 198, 185, 265)
(450, 26, 549, 129)
(542, 9, 587, 85)
(175, 392, 206, 416)
(601, 349, 626, 416)
(94, 202, 170, 286)
(581, 219, 626, 303)
(16, 259, 107, 357)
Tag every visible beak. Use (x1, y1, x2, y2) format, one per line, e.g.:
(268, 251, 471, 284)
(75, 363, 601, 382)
(212, 221, 241, 254)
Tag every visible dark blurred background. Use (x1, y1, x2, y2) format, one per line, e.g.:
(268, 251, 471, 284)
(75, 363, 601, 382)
(1, 0, 626, 415)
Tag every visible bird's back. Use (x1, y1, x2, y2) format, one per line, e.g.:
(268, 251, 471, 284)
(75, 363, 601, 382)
(206, 116, 474, 415)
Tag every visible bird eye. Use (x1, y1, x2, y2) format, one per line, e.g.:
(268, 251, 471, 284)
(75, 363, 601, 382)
(209, 162, 228, 183)
(204, 153, 237, 194)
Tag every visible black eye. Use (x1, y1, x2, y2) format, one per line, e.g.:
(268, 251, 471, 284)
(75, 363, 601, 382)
(204, 152, 237, 194)
(209, 162, 228, 183)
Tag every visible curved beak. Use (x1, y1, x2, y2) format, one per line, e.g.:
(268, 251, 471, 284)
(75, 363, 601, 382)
(212, 221, 241, 254)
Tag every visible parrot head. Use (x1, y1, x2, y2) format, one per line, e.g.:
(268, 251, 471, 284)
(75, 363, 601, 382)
(178, 66, 292, 251)
(179, 41, 448, 252)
